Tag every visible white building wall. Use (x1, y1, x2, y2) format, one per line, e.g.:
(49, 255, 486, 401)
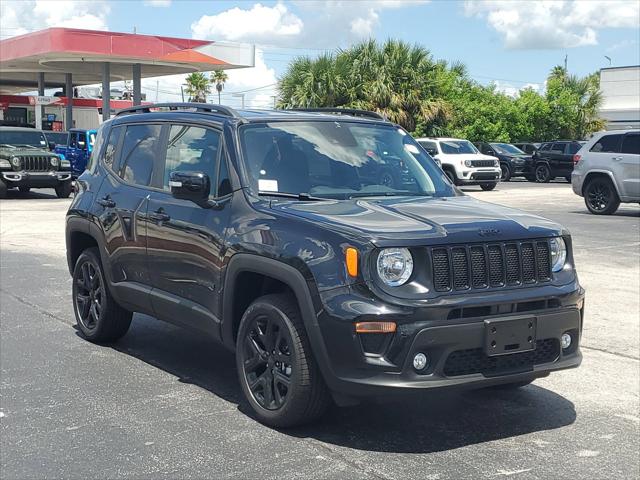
(599, 66, 640, 130)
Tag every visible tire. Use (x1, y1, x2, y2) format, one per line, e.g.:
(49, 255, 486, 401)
(500, 163, 511, 182)
(525, 175, 536, 183)
(55, 180, 73, 198)
(565, 175, 572, 183)
(534, 163, 551, 183)
(72, 248, 132, 343)
(236, 293, 331, 428)
(584, 177, 620, 215)
(0, 179, 6, 199)
(378, 168, 398, 189)
(444, 169, 458, 185)
(18, 186, 31, 193)
(480, 183, 497, 191)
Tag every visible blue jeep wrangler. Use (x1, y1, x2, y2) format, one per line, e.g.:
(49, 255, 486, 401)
(55, 128, 97, 178)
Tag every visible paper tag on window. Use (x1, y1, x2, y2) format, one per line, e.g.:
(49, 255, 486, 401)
(259, 179, 279, 192)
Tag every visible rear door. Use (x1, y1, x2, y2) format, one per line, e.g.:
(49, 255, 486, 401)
(94, 123, 163, 313)
(618, 132, 640, 199)
(549, 142, 568, 176)
(146, 123, 233, 338)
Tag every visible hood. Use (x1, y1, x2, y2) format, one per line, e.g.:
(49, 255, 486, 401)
(0, 145, 54, 156)
(436, 153, 493, 161)
(271, 195, 563, 246)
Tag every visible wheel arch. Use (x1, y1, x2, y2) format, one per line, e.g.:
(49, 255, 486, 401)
(221, 254, 336, 384)
(582, 170, 621, 197)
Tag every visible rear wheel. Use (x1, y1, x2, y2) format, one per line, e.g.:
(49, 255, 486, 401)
(236, 294, 331, 428)
(500, 163, 511, 182)
(584, 177, 620, 215)
(535, 164, 551, 183)
(55, 180, 73, 198)
(480, 183, 497, 191)
(0, 179, 6, 199)
(72, 248, 132, 343)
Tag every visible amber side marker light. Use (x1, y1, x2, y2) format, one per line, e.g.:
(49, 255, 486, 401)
(355, 321, 397, 334)
(346, 247, 359, 277)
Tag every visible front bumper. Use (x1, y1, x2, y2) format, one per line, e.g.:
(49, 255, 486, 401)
(1, 170, 72, 187)
(457, 169, 501, 185)
(314, 284, 584, 397)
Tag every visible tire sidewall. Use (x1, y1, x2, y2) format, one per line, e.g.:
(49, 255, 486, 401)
(585, 178, 619, 215)
(500, 163, 511, 181)
(72, 249, 108, 340)
(236, 300, 309, 425)
(535, 164, 551, 183)
(56, 180, 72, 198)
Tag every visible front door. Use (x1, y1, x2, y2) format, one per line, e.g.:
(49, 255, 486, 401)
(146, 123, 232, 339)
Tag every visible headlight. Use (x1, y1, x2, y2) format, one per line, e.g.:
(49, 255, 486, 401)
(377, 248, 413, 286)
(0, 159, 10, 168)
(464, 159, 473, 167)
(550, 237, 567, 272)
(11, 156, 21, 167)
(50, 157, 59, 166)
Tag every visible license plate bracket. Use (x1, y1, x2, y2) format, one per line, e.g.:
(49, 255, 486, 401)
(484, 317, 536, 357)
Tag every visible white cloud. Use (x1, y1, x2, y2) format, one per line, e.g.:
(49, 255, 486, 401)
(493, 80, 541, 97)
(465, 0, 640, 49)
(191, 3, 303, 44)
(144, 0, 172, 6)
(0, 0, 110, 38)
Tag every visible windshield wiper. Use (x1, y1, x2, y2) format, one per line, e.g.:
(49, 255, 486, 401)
(258, 191, 328, 201)
(347, 191, 432, 199)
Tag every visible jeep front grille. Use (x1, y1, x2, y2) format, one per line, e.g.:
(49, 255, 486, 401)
(470, 159, 496, 168)
(431, 240, 551, 292)
(19, 156, 51, 172)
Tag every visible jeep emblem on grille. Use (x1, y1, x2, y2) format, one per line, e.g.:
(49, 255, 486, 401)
(478, 228, 501, 237)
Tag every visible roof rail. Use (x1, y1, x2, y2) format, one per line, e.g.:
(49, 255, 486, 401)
(115, 102, 240, 118)
(288, 108, 387, 121)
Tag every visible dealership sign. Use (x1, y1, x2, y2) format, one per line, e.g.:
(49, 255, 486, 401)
(29, 96, 60, 106)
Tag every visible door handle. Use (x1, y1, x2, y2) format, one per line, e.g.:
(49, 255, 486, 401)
(149, 209, 170, 223)
(97, 196, 116, 208)
(612, 156, 623, 161)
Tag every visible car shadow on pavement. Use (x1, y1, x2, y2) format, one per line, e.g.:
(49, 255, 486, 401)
(106, 313, 577, 454)
(1, 189, 60, 200)
(570, 209, 640, 218)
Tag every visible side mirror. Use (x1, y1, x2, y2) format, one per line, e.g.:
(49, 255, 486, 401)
(48, 141, 56, 151)
(426, 148, 437, 156)
(487, 150, 495, 156)
(78, 141, 87, 150)
(169, 171, 211, 206)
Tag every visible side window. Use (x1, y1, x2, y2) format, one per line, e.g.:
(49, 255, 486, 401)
(552, 142, 567, 153)
(163, 125, 221, 191)
(621, 134, 640, 155)
(591, 134, 623, 153)
(568, 143, 581, 155)
(104, 126, 123, 170)
(78, 133, 88, 150)
(87, 128, 104, 172)
(539, 143, 551, 151)
(69, 133, 78, 148)
(120, 124, 162, 187)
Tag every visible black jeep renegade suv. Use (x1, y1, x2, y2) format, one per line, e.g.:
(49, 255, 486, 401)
(66, 104, 584, 427)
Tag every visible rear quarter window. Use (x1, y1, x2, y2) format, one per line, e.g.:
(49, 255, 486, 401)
(590, 134, 623, 153)
(119, 124, 163, 187)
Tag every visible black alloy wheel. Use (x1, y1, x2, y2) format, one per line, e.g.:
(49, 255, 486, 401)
(535, 164, 551, 183)
(74, 258, 105, 332)
(72, 248, 132, 342)
(379, 170, 397, 189)
(585, 178, 620, 215)
(500, 163, 511, 181)
(241, 313, 294, 411)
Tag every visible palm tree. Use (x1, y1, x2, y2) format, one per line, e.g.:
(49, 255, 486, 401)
(211, 70, 229, 104)
(184, 72, 210, 103)
(564, 73, 606, 138)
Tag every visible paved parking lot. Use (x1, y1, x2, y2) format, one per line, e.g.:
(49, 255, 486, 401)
(1, 182, 639, 479)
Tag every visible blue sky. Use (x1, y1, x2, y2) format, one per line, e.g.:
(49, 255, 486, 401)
(3, 0, 639, 106)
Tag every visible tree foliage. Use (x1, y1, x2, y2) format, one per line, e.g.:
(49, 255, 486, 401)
(277, 41, 606, 142)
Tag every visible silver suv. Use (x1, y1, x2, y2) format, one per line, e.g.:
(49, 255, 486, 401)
(572, 130, 640, 215)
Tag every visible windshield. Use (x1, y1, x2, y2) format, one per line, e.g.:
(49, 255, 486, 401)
(491, 143, 525, 155)
(0, 130, 47, 148)
(239, 121, 454, 199)
(439, 140, 478, 154)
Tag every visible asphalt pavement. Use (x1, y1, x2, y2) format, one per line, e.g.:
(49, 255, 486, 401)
(1, 181, 639, 480)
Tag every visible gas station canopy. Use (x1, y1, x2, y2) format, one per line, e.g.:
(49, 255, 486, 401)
(0, 27, 255, 93)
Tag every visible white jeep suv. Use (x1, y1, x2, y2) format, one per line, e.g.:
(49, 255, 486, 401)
(572, 129, 640, 215)
(417, 137, 501, 190)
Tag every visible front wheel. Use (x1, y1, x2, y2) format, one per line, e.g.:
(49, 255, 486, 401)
(500, 163, 511, 182)
(535, 164, 551, 183)
(72, 248, 132, 343)
(55, 180, 73, 198)
(584, 177, 620, 215)
(480, 183, 497, 191)
(444, 169, 459, 186)
(236, 294, 331, 428)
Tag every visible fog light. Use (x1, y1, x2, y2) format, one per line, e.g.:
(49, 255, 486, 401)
(561, 333, 572, 350)
(413, 352, 428, 371)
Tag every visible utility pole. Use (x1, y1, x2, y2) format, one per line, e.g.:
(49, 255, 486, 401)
(271, 95, 277, 109)
(180, 85, 185, 102)
(564, 54, 568, 72)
